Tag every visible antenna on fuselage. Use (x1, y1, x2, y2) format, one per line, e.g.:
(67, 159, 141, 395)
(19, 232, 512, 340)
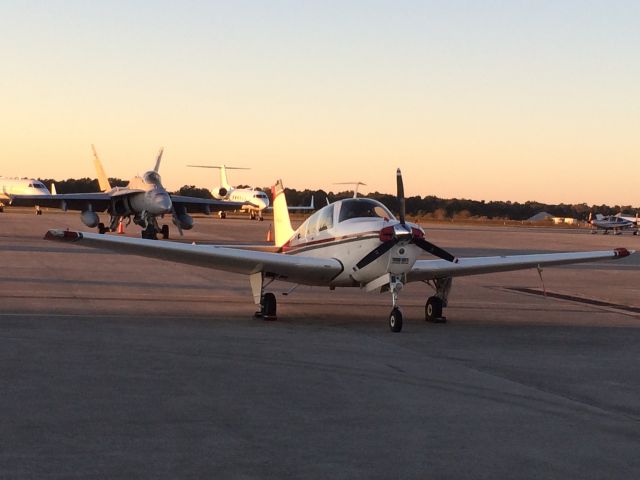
(333, 181, 367, 198)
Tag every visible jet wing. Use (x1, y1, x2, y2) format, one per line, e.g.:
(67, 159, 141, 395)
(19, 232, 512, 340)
(170, 195, 246, 214)
(407, 249, 633, 282)
(44, 230, 343, 284)
(9, 192, 117, 212)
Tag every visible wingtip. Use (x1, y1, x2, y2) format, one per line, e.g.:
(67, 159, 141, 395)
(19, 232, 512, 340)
(44, 229, 82, 242)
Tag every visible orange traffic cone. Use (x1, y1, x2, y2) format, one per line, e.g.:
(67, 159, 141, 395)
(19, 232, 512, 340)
(266, 224, 272, 242)
(117, 220, 125, 234)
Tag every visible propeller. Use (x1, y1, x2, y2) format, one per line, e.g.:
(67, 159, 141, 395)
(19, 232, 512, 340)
(354, 169, 457, 271)
(153, 147, 164, 173)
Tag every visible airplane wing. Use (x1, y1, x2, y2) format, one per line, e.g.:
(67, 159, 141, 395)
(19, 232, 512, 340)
(9, 192, 120, 212)
(170, 195, 247, 214)
(407, 249, 632, 282)
(44, 230, 343, 284)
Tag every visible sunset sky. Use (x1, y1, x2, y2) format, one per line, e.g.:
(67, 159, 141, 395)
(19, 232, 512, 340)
(1, 1, 638, 205)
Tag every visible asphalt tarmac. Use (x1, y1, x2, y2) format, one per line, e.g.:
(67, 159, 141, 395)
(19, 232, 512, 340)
(1, 210, 640, 479)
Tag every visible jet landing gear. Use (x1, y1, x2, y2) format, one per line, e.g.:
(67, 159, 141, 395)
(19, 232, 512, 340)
(424, 277, 452, 323)
(388, 275, 404, 332)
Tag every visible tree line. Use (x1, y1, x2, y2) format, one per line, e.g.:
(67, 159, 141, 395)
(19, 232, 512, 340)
(38, 177, 637, 221)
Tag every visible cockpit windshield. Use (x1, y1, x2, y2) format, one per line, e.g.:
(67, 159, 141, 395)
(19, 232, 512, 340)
(338, 198, 395, 223)
(143, 171, 162, 185)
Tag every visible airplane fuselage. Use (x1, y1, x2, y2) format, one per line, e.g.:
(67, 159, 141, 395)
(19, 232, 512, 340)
(282, 199, 423, 287)
(0, 177, 50, 200)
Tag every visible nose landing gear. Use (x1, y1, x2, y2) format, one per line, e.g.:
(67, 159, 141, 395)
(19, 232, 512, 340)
(388, 275, 404, 332)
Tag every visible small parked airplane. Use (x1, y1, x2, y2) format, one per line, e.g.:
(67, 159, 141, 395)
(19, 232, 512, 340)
(0, 177, 51, 213)
(10, 146, 244, 239)
(45, 169, 634, 332)
(588, 213, 638, 235)
(187, 164, 315, 220)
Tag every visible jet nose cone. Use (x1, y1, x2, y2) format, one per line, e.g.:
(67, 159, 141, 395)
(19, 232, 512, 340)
(148, 191, 172, 214)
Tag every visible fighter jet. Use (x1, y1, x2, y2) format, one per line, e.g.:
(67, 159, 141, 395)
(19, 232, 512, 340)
(10, 146, 244, 239)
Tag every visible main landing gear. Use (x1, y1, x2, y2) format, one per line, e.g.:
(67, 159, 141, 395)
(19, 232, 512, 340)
(255, 292, 277, 320)
(424, 277, 452, 323)
(250, 272, 277, 321)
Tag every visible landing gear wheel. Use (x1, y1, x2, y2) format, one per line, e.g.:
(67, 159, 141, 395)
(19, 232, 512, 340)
(219, 211, 227, 219)
(261, 292, 277, 320)
(259, 215, 264, 221)
(250, 211, 256, 220)
(97, 222, 108, 234)
(141, 225, 157, 240)
(161, 224, 170, 239)
(36, 208, 42, 216)
(0, 205, 4, 213)
(389, 308, 403, 332)
(634, 231, 638, 236)
(425, 296, 445, 323)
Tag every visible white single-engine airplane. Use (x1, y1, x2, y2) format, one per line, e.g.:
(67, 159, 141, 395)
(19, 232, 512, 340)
(11, 146, 244, 239)
(45, 169, 634, 332)
(588, 213, 638, 235)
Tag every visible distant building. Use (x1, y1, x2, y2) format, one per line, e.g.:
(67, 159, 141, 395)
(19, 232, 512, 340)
(528, 211, 578, 225)
(528, 212, 553, 222)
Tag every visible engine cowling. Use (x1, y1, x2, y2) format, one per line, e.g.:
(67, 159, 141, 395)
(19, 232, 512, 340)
(212, 187, 228, 199)
(80, 210, 100, 228)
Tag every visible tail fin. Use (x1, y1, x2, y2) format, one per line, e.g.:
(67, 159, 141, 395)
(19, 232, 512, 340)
(153, 147, 164, 173)
(271, 180, 294, 247)
(51, 183, 57, 195)
(219, 165, 230, 190)
(91, 145, 112, 192)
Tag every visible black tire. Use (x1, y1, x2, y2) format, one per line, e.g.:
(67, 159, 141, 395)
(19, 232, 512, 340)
(259, 216, 264, 222)
(425, 296, 445, 323)
(161, 224, 170, 239)
(219, 211, 227, 219)
(36, 209, 42, 216)
(98, 222, 107, 234)
(141, 226, 157, 240)
(389, 308, 403, 332)
(262, 292, 277, 320)
(0, 205, 4, 213)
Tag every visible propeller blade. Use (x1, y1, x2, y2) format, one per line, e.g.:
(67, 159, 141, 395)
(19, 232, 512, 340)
(413, 237, 458, 263)
(153, 147, 164, 173)
(396, 168, 405, 225)
(354, 238, 399, 270)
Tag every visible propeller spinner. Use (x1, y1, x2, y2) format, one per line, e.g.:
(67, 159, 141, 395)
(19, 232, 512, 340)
(354, 169, 458, 271)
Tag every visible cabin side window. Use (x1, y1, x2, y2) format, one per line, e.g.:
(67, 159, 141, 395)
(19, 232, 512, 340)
(317, 205, 334, 232)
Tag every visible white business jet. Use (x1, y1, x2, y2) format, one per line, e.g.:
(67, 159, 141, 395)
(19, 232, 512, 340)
(187, 165, 270, 220)
(0, 177, 51, 213)
(45, 169, 633, 332)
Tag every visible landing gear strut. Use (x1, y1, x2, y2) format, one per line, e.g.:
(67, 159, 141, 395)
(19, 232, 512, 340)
(388, 275, 404, 332)
(424, 277, 452, 323)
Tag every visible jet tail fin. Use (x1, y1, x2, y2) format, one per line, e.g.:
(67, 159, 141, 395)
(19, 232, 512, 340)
(91, 145, 112, 192)
(271, 180, 294, 247)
